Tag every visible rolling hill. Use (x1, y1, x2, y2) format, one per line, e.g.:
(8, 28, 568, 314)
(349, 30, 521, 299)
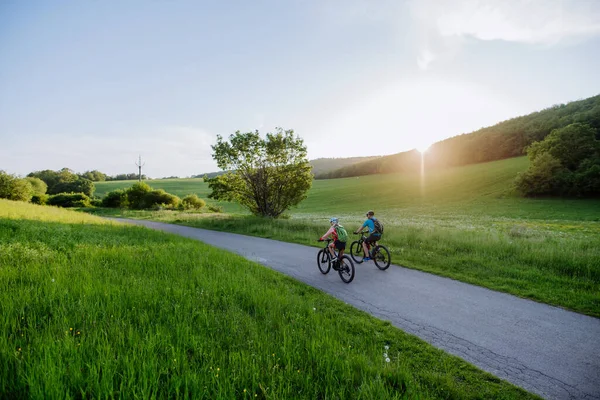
(318, 94, 600, 179)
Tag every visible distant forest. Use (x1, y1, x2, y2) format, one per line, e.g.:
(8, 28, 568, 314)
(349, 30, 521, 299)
(317, 95, 600, 179)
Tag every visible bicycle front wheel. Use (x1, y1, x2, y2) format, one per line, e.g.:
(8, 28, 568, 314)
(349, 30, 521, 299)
(338, 255, 355, 283)
(350, 241, 364, 264)
(317, 249, 331, 274)
(373, 245, 391, 270)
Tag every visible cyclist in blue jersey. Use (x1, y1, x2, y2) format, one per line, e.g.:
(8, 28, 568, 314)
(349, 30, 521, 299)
(353, 210, 382, 261)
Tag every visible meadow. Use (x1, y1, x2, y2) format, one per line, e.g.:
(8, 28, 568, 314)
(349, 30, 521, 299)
(90, 157, 600, 317)
(0, 199, 537, 399)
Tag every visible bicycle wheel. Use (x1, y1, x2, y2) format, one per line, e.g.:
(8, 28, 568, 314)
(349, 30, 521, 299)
(338, 255, 355, 283)
(350, 241, 364, 264)
(373, 245, 391, 270)
(317, 249, 331, 274)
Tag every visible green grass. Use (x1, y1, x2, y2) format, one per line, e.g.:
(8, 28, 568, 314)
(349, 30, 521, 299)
(0, 200, 537, 399)
(86, 157, 600, 317)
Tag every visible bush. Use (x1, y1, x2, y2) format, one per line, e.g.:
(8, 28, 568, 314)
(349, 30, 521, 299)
(0, 171, 33, 202)
(182, 194, 206, 210)
(126, 182, 152, 209)
(90, 198, 103, 207)
(144, 189, 180, 209)
(102, 189, 127, 208)
(51, 178, 95, 197)
(47, 193, 92, 208)
(207, 204, 224, 213)
(25, 177, 48, 196)
(31, 194, 49, 205)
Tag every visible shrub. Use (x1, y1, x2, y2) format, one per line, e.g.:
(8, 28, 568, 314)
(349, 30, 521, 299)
(126, 182, 152, 209)
(47, 193, 91, 208)
(102, 189, 127, 208)
(143, 189, 180, 209)
(0, 171, 33, 202)
(90, 198, 103, 207)
(51, 178, 95, 197)
(31, 194, 49, 205)
(182, 194, 206, 210)
(207, 204, 224, 213)
(25, 177, 48, 196)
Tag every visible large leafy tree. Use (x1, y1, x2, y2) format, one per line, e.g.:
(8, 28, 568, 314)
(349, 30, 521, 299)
(515, 123, 600, 196)
(207, 128, 312, 217)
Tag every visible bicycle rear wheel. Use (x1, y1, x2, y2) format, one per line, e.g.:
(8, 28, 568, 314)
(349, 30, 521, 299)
(338, 255, 355, 283)
(373, 245, 391, 270)
(317, 249, 331, 274)
(350, 241, 364, 264)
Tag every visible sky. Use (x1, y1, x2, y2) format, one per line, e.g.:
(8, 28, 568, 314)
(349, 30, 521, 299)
(1, 0, 599, 178)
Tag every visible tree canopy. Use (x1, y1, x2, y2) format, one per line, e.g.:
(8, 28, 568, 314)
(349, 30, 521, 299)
(514, 123, 600, 197)
(207, 128, 312, 217)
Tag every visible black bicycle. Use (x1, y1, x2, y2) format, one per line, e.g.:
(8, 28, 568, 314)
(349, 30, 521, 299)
(350, 232, 391, 270)
(317, 239, 355, 283)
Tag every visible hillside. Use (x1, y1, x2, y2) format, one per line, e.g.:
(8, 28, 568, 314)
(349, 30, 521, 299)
(309, 156, 380, 176)
(319, 94, 600, 179)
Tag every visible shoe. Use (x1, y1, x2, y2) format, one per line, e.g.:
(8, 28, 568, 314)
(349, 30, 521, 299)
(363, 257, 371, 261)
(331, 257, 338, 262)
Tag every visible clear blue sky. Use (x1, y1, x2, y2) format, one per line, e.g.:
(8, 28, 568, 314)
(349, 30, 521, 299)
(1, 0, 599, 177)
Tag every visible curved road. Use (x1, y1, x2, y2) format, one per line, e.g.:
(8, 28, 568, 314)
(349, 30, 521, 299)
(119, 219, 599, 400)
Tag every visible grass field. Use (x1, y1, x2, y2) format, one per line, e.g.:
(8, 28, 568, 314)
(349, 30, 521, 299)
(0, 199, 537, 399)
(88, 157, 600, 317)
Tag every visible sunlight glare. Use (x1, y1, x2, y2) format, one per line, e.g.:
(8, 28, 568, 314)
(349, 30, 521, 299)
(417, 145, 430, 154)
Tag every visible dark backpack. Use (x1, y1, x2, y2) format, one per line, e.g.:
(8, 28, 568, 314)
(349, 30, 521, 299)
(372, 218, 384, 234)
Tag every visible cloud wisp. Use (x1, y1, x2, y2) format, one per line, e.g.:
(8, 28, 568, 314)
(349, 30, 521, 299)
(411, 0, 600, 69)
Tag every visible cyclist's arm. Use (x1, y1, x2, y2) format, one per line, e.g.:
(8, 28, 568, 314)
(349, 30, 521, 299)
(320, 226, 335, 240)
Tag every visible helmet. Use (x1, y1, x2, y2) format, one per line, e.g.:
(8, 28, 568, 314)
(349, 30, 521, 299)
(366, 210, 374, 217)
(330, 217, 338, 224)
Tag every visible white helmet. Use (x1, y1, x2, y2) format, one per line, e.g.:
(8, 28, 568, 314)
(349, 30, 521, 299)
(330, 217, 338, 224)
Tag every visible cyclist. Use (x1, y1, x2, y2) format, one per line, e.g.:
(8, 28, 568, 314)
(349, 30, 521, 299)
(319, 217, 348, 263)
(354, 210, 382, 261)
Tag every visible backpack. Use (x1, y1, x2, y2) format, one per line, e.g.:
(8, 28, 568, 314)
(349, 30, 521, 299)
(335, 225, 348, 242)
(372, 218, 384, 234)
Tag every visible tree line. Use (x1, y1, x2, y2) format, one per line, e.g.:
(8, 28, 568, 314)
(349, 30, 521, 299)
(318, 95, 600, 180)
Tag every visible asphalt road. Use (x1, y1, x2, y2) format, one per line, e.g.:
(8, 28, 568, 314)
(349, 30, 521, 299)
(117, 219, 600, 400)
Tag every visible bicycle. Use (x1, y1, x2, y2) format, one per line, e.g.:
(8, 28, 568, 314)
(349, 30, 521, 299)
(349, 232, 391, 270)
(316, 239, 355, 283)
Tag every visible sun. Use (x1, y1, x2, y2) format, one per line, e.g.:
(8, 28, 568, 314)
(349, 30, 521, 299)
(417, 145, 430, 154)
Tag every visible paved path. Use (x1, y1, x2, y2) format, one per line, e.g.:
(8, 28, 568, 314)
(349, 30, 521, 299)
(118, 219, 599, 400)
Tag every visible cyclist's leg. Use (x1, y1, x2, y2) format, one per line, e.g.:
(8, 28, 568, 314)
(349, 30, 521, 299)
(338, 241, 346, 260)
(328, 242, 337, 259)
(362, 240, 370, 257)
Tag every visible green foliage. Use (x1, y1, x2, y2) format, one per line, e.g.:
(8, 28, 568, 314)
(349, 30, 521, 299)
(31, 194, 49, 205)
(50, 178, 95, 197)
(79, 170, 107, 181)
(28, 168, 95, 197)
(143, 189, 180, 209)
(125, 182, 152, 209)
(25, 177, 48, 196)
(0, 171, 33, 202)
(102, 189, 127, 208)
(207, 204, 224, 213)
(0, 201, 537, 399)
(182, 194, 206, 209)
(207, 128, 313, 217)
(515, 123, 600, 196)
(47, 193, 92, 208)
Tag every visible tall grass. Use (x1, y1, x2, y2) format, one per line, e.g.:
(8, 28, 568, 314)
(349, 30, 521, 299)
(0, 200, 536, 398)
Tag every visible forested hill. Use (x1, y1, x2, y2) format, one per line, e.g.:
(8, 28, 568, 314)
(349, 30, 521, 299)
(310, 156, 379, 176)
(317, 94, 600, 179)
